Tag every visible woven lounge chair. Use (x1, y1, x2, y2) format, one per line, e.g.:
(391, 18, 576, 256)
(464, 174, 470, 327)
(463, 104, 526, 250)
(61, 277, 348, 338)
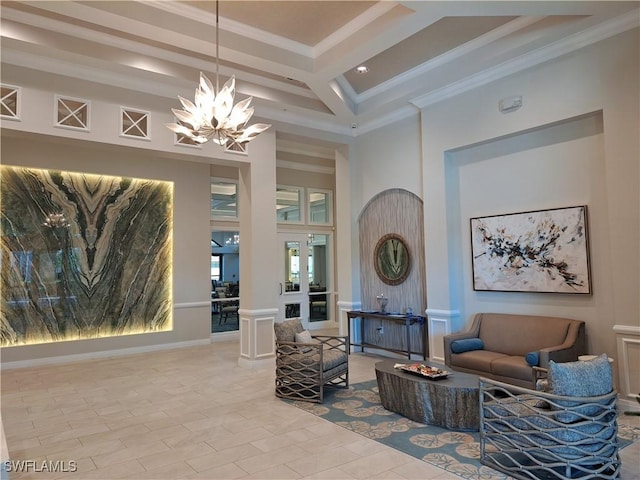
(274, 318, 348, 403)
(480, 354, 620, 480)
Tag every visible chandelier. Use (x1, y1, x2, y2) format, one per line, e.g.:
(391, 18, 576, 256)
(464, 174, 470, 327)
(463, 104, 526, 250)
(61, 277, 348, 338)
(166, 1, 271, 147)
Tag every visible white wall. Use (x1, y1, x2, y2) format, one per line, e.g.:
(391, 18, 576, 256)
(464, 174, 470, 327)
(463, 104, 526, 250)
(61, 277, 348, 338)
(1, 134, 212, 365)
(353, 114, 422, 215)
(420, 28, 639, 362)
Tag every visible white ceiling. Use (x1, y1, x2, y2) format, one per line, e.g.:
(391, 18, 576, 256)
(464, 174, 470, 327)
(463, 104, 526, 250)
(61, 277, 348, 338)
(1, 1, 638, 151)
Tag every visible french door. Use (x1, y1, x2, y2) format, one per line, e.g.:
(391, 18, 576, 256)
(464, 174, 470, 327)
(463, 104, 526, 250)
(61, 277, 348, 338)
(277, 232, 333, 330)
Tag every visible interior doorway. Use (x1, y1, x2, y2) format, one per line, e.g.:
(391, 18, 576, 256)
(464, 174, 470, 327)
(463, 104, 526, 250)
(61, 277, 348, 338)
(278, 232, 333, 330)
(211, 230, 240, 333)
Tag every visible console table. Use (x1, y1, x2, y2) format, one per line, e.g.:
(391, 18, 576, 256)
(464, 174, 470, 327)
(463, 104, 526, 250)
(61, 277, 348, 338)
(347, 310, 427, 360)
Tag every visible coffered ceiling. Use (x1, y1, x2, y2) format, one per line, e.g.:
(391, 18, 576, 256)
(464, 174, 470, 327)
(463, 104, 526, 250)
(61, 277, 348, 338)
(1, 1, 638, 149)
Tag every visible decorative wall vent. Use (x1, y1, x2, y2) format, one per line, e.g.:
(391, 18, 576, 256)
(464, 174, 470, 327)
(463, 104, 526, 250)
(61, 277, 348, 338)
(174, 120, 201, 147)
(120, 107, 149, 140)
(55, 95, 90, 131)
(225, 141, 248, 155)
(1, 84, 20, 120)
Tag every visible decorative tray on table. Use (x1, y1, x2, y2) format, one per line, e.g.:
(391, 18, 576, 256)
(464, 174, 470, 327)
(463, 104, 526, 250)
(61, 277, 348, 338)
(394, 363, 450, 380)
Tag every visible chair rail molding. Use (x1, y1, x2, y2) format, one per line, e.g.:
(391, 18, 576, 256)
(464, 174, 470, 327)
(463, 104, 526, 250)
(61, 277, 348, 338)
(175, 301, 211, 309)
(426, 308, 461, 363)
(613, 324, 640, 411)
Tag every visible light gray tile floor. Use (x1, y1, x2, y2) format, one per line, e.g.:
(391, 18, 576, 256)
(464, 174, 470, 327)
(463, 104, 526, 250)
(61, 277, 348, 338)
(2, 337, 638, 479)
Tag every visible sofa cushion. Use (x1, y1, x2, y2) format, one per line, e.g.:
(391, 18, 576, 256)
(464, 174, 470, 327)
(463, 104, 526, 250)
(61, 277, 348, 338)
(490, 356, 532, 381)
(451, 350, 507, 372)
(450, 338, 484, 353)
(322, 349, 348, 372)
(477, 313, 573, 356)
(276, 348, 347, 374)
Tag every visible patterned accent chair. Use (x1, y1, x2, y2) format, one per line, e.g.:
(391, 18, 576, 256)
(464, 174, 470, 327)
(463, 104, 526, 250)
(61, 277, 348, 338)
(274, 319, 349, 403)
(480, 354, 620, 480)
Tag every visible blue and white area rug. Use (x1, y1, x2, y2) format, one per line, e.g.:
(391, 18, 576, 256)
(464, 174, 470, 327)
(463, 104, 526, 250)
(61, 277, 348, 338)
(286, 380, 640, 480)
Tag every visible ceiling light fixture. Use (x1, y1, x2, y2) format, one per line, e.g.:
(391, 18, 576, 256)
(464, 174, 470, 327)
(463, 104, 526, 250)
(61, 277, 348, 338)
(355, 65, 369, 74)
(166, 0, 270, 147)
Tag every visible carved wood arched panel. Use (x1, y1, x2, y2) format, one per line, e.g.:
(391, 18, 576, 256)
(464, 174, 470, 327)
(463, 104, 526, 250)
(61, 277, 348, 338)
(358, 188, 426, 314)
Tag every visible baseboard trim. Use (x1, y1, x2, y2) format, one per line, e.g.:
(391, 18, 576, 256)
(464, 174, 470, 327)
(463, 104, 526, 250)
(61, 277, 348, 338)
(618, 396, 640, 415)
(211, 331, 240, 343)
(237, 355, 275, 369)
(0, 338, 211, 370)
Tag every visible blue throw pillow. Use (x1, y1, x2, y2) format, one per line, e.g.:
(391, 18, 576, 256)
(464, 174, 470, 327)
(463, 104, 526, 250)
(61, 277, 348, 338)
(525, 351, 540, 366)
(548, 354, 613, 423)
(451, 338, 484, 354)
(548, 354, 612, 397)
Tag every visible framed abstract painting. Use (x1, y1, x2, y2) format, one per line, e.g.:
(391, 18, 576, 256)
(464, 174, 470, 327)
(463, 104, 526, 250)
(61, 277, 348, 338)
(470, 206, 591, 294)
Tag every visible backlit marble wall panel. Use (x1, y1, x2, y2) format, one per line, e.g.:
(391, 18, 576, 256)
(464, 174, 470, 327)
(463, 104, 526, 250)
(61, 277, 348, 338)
(1, 166, 173, 346)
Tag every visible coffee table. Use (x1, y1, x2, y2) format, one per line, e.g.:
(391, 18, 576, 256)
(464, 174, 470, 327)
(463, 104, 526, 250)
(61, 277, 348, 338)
(375, 359, 480, 431)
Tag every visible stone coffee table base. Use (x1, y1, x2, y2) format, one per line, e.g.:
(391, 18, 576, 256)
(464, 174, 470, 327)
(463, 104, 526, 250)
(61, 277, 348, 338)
(375, 359, 480, 431)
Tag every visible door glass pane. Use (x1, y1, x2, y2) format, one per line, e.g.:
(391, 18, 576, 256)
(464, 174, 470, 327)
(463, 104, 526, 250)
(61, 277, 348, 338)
(309, 190, 331, 225)
(285, 303, 300, 319)
(308, 234, 328, 322)
(276, 187, 301, 223)
(211, 180, 238, 218)
(211, 255, 221, 282)
(284, 241, 300, 292)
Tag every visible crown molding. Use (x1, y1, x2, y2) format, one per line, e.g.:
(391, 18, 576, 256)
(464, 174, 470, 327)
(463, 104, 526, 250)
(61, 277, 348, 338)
(276, 159, 335, 175)
(312, 1, 397, 57)
(144, 0, 313, 57)
(355, 104, 420, 136)
(276, 139, 336, 159)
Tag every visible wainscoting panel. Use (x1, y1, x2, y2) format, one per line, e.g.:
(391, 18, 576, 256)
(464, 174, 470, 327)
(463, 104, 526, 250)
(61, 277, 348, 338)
(238, 308, 278, 368)
(614, 325, 640, 407)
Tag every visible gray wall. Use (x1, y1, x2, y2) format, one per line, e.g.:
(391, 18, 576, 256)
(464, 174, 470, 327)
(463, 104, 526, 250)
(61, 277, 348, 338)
(1, 134, 212, 364)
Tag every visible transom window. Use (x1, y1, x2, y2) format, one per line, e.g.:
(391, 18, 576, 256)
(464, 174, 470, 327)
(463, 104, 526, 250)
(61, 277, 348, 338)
(277, 186, 333, 226)
(276, 186, 303, 224)
(211, 179, 238, 219)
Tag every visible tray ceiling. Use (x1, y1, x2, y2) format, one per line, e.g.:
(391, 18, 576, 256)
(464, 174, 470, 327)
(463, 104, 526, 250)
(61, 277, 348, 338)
(1, 0, 638, 146)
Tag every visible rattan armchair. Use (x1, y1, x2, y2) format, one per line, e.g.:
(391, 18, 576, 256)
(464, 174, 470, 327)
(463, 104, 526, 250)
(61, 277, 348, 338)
(274, 319, 348, 403)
